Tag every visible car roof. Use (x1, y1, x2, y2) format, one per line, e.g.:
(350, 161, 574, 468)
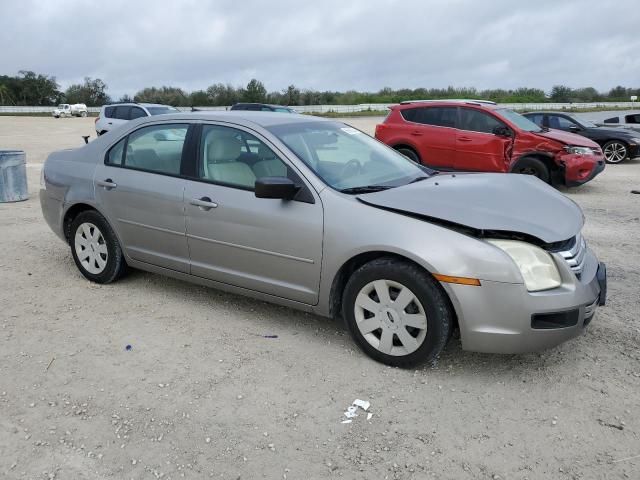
(135, 111, 329, 128)
(103, 103, 174, 108)
(395, 99, 500, 110)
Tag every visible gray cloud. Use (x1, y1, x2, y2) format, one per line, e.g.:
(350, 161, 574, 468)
(1, 0, 639, 98)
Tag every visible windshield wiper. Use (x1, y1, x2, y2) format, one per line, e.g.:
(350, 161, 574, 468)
(407, 175, 430, 184)
(340, 185, 392, 194)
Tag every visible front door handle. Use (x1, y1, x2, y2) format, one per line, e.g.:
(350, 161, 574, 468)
(458, 136, 472, 142)
(96, 178, 117, 190)
(190, 196, 218, 211)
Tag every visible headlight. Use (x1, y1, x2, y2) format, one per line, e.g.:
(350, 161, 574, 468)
(563, 145, 594, 155)
(487, 239, 561, 292)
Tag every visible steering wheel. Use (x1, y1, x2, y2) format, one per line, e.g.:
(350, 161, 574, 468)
(340, 159, 362, 178)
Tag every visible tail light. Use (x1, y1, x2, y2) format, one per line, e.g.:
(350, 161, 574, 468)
(94, 116, 99, 124)
(374, 124, 385, 137)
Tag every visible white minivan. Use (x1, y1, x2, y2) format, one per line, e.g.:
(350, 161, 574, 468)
(95, 103, 179, 135)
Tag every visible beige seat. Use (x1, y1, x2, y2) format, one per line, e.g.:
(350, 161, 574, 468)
(205, 131, 256, 187)
(252, 143, 287, 178)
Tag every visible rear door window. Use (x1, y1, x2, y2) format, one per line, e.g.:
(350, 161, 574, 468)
(123, 124, 188, 175)
(130, 107, 147, 119)
(104, 106, 115, 118)
(114, 106, 131, 120)
(603, 116, 619, 123)
(459, 108, 503, 134)
(401, 107, 457, 128)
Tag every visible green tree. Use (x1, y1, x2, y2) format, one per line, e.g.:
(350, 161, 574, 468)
(550, 85, 574, 102)
(282, 84, 300, 105)
(65, 77, 110, 106)
(243, 78, 267, 103)
(133, 86, 188, 106)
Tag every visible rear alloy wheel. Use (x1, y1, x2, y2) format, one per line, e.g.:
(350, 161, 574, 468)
(396, 147, 420, 163)
(342, 258, 452, 367)
(603, 140, 627, 164)
(513, 157, 550, 183)
(70, 210, 127, 283)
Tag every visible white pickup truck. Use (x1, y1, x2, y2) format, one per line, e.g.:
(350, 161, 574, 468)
(52, 104, 88, 118)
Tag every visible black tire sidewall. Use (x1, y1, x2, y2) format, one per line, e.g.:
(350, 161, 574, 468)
(342, 258, 452, 367)
(69, 210, 125, 283)
(397, 147, 420, 163)
(514, 157, 550, 183)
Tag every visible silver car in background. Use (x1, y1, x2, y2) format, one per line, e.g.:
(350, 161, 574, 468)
(40, 112, 607, 366)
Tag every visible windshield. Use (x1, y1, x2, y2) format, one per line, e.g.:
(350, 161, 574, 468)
(497, 108, 542, 132)
(571, 116, 597, 128)
(146, 106, 179, 116)
(266, 121, 430, 191)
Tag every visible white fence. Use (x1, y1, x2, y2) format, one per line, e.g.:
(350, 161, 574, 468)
(1, 102, 639, 115)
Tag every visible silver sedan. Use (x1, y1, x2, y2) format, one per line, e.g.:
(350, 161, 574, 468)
(40, 112, 606, 366)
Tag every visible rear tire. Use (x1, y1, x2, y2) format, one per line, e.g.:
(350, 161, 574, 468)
(342, 257, 453, 367)
(513, 157, 550, 183)
(81, 111, 88, 117)
(396, 147, 421, 163)
(602, 140, 627, 164)
(70, 210, 127, 284)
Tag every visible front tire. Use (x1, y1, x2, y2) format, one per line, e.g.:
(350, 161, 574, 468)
(513, 157, 550, 183)
(81, 111, 88, 117)
(70, 210, 127, 283)
(342, 257, 453, 367)
(396, 147, 421, 163)
(603, 140, 627, 164)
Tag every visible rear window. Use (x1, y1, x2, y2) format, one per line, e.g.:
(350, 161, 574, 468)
(113, 106, 131, 120)
(603, 116, 619, 123)
(104, 106, 115, 118)
(625, 114, 640, 124)
(401, 107, 457, 128)
(146, 106, 179, 116)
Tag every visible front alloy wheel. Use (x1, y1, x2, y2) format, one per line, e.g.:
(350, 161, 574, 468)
(342, 257, 453, 367)
(355, 279, 428, 356)
(603, 141, 627, 164)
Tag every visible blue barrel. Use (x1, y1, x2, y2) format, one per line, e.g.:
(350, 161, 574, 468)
(0, 150, 29, 202)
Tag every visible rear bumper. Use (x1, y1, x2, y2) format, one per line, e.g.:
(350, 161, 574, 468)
(444, 248, 605, 354)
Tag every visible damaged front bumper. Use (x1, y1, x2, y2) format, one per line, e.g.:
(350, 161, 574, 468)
(562, 153, 606, 187)
(442, 247, 606, 354)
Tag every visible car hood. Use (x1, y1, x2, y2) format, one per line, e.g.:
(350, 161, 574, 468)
(357, 173, 583, 244)
(591, 126, 639, 138)
(533, 128, 599, 147)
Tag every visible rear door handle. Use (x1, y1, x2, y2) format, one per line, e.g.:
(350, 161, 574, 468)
(96, 178, 117, 189)
(458, 136, 472, 142)
(190, 196, 218, 211)
(410, 130, 423, 136)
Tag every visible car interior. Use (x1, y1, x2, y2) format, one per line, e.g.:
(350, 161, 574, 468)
(201, 127, 288, 188)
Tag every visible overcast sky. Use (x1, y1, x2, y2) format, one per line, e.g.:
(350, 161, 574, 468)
(1, 0, 639, 98)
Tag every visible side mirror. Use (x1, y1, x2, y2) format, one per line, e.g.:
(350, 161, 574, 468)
(569, 125, 581, 132)
(493, 125, 512, 137)
(255, 177, 299, 200)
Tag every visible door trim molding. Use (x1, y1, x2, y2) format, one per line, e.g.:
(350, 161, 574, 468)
(118, 218, 185, 237)
(186, 233, 315, 264)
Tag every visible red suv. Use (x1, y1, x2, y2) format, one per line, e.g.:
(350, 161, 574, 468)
(375, 100, 605, 186)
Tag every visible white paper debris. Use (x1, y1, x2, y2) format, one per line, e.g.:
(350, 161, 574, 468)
(367, 413, 373, 420)
(341, 419, 352, 424)
(344, 405, 358, 418)
(353, 399, 370, 411)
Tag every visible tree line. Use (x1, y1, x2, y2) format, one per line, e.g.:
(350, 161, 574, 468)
(1, 71, 639, 107)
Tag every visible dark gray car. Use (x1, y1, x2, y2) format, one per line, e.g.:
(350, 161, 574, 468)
(40, 112, 606, 366)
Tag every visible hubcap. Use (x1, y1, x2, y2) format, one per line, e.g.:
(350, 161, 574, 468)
(354, 279, 427, 356)
(74, 222, 108, 274)
(604, 142, 627, 163)
(519, 166, 539, 176)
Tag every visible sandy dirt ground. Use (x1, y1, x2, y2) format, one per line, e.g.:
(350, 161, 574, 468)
(1, 116, 639, 480)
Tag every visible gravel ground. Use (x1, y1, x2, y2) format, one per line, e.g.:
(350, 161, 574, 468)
(1, 116, 639, 480)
